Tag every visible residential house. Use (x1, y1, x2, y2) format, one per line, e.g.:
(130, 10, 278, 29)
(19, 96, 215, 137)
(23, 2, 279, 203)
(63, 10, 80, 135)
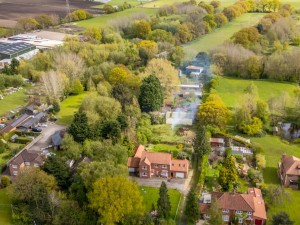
(17, 112, 46, 131)
(231, 146, 253, 155)
(278, 154, 300, 188)
(0, 114, 31, 135)
(200, 188, 267, 225)
(186, 65, 204, 76)
(210, 138, 225, 154)
(127, 145, 189, 178)
(8, 149, 46, 176)
(210, 137, 253, 156)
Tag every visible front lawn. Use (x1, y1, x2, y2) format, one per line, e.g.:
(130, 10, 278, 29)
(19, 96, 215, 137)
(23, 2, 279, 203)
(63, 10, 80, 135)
(139, 186, 181, 219)
(0, 189, 12, 225)
(56, 92, 89, 126)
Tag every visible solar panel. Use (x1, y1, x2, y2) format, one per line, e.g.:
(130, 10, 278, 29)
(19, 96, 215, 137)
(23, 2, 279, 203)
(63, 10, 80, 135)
(0, 42, 36, 56)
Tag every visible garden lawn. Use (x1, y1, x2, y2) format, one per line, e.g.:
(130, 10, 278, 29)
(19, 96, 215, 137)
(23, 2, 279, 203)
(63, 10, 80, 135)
(0, 189, 12, 225)
(0, 88, 28, 116)
(215, 77, 297, 109)
(56, 92, 89, 126)
(139, 186, 181, 219)
(151, 124, 185, 144)
(182, 13, 266, 60)
(77, 8, 157, 28)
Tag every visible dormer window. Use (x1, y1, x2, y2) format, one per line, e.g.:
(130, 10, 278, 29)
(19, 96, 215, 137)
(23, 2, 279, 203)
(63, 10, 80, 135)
(236, 210, 243, 214)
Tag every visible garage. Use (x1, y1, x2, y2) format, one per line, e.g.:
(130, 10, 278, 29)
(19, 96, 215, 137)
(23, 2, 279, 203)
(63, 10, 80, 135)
(176, 172, 185, 178)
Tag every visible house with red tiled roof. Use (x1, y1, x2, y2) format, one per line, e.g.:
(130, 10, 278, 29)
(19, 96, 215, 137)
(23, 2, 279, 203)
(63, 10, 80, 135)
(127, 145, 189, 178)
(278, 154, 300, 188)
(200, 188, 267, 225)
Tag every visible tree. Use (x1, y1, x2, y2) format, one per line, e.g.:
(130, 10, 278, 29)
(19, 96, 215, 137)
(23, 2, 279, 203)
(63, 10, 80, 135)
(246, 56, 262, 79)
(157, 181, 171, 219)
(108, 67, 129, 85)
(239, 117, 263, 136)
(218, 155, 238, 191)
(61, 134, 83, 160)
(138, 75, 164, 113)
(84, 27, 102, 41)
(112, 84, 133, 108)
(72, 79, 84, 95)
(148, 29, 175, 44)
(88, 176, 144, 225)
(175, 23, 193, 44)
(16, 17, 39, 31)
(1, 175, 10, 187)
(193, 126, 211, 158)
(197, 93, 229, 129)
(41, 155, 71, 189)
(210, 0, 221, 8)
(204, 200, 222, 225)
(271, 212, 294, 225)
(35, 14, 55, 29)
(184, 188, 199, 223)
(214, 13, 228, 27)
(255, 154, 266, 169)
(232, 27, 260, 48)
(132, 20, 151, 39)
(199, 2, 214, 14)
(143, 58, 180, 100)
(69, 111, 90, 143)
(101, 120, 122, 143)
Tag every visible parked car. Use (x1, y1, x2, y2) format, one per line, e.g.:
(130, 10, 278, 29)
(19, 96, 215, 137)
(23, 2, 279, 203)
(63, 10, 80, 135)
(32, 127, 42, 132)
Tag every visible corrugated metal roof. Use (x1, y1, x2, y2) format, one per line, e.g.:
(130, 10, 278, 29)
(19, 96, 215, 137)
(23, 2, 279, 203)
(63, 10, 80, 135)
(0, 42, 36, 56)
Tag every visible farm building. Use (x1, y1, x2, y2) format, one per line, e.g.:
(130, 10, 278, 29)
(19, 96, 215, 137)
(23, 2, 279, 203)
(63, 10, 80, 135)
(0, 42, 36, 60)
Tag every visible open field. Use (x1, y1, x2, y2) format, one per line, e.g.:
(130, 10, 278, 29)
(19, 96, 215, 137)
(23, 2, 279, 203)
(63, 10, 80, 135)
(139, 186, 181, 218)
(77, 8, 157, 28)
(56, 92, 89, 126)
(0, 189, 12, 225)
(0, 0, 99, 22)
(0, 88, 28, 116)
(183, 13, 266, 60)
(215, 77, 297, 109)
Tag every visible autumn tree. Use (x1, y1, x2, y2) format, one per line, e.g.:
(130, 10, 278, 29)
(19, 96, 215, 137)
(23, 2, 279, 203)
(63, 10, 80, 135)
(157, 181, 171, 219)
(148, 29, 175, 44)
(232, 27, 260, 48)
(138, 75, 164, 113)
(210, 0, 221, 8)
(175, 23, 193, 44)
(132, 20, 152, 39)
(197, 93, 229, 129)
(199, 2, 214, 14)
(16, 17, 39, 31)
(184, 188, 199, 223)
(84, 27, 102, 41)
(35, 14, 57, 28)
(143, 58, 180, 100)
(88, 176, 144, 225)
(214, 12, 228, 27)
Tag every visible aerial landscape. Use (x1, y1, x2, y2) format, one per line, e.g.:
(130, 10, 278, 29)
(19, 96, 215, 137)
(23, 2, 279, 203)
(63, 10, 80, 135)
(0, 0, 300, 224)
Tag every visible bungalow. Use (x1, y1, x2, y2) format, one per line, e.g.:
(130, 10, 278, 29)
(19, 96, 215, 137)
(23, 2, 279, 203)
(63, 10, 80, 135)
(8, 149, 46, 176)
(278, 154, 300, 188)
(127, 145, 189, 178)
(200, 188, 267, 225)
(0, 114, 31, 135)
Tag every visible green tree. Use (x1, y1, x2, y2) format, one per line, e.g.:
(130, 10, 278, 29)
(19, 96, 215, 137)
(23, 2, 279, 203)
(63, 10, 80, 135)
(157, 181, 171, 219)
(148, 29, 175, 44)
(271, 212, 294, 225)
(41, 155, 71, 189)
(69, 111, 90, 143)
(1, 175, 10, 187)
(138, 75, 164, 113)
(72, 79, 84, 95)
(218, 155, 238, 191)
(184, 188, 199, 223)
(112, 84, 133, 108)
(35, 14, 56, 28)
(132, 20, 152, 39)
(193, 126, 211, 158)
(16, 17, 39, 31)
(204, 200, 222, 225)
(88, 176, 144, 225)
(101, 120, 122, 143)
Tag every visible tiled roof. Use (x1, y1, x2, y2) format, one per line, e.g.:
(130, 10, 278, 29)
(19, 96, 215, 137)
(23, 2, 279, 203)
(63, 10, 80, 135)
(210, 138, 225, 143)
(141, 151, 172, 165)
(127, 157, 140, 168)
(281, 155, 300, 176)
(171, 159, 189, 173)
(134, 145, 144, 158)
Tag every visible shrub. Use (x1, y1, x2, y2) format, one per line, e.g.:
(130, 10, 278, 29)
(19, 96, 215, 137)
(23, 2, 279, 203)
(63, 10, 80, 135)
(1, 175, 10, 187)
(294, 138, 300, 144)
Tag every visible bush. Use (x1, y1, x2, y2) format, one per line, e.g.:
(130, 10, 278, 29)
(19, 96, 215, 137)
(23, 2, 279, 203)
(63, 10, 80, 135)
(15, 137, 33, 144)
(1, 175, 10, 187)
(234, 155, 243, 163)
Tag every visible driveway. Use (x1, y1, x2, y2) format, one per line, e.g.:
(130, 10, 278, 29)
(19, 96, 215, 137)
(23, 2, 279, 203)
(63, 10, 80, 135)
(28, 123, 66, 151)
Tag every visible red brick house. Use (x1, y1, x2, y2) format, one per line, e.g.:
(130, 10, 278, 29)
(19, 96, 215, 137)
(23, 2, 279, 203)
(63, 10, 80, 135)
(200, 188, 267, 225)
(127, 145, 189, 178)
(8, 149, 46, 176)
(278, 154, 300, 188)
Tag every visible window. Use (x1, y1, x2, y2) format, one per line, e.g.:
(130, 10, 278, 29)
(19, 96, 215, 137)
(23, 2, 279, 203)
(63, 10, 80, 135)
(13, 171, 18, 176)
(179, 164, 181, 167)
(25, 162, 30, 166)
(238, 218, 243, 223)
(247, 212, 252, 215)
(223, 215, 229, 222)
(222, 209, 229, 213)
(142, 172, 147, 177)
(162, 165, 167, 169)
(155, 164, 158, 168)
(12, 165, 17, 169)
(142, 166, 147, 170)
(34, 163, 39, 167)
(236, 210, 243, 214)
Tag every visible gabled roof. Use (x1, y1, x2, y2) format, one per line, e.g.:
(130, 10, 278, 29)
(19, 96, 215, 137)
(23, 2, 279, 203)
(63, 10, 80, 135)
(127, 157, 140, 168)
(281, 155, 300, 176)
(51, 130, 63, 146)
(10, 149, 44, 166)
(0, 114, 31, 134)
(141, 151, 172, 165)
(171, 159, 189, 173)
(140, 156, 151, 166)
(134, 145, 144, 158)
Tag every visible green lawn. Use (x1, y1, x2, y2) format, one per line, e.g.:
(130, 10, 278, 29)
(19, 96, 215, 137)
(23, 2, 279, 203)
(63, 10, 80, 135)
(56, 92, 89, 125)
(0, 189, 12, 225)
(151, 124, 185, 144)
(139, 186, 181, 219)
(182, 13, 266, 60)
(0, 88, 28, 116)
(77, 8, 157, 28)
(215, 77, 297, 109)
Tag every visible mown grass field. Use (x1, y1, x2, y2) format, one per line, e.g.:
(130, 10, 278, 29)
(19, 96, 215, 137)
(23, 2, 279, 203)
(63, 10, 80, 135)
(0, 88, 28, 116)
(77, 8, 157, 28)
(0, 189, 12, 225)
(139, 186, 181, 219)
(215, 77, 297, 109)
(182, 13, 266, 60)
(56, 92, 89, 125)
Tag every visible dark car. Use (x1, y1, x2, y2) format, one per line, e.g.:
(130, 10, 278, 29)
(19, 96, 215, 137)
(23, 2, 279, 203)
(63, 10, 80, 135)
(32, 127, 42, 132)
